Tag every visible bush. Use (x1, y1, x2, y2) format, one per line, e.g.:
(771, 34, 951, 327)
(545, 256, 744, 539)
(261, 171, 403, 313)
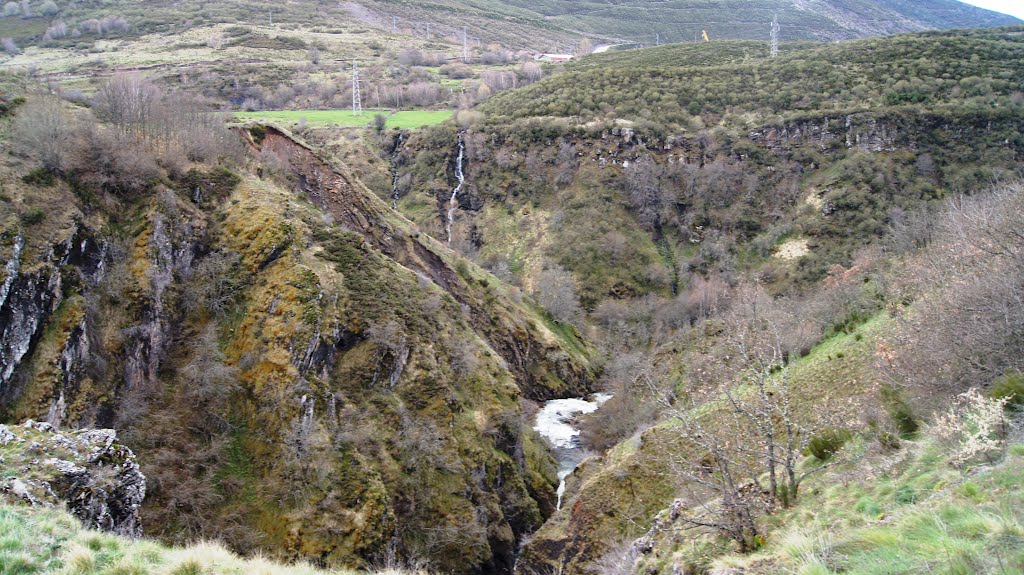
(439, 63, 473, 79)
(806, 428, 852, 460)
(882, 387, 919, 437)
(894, 484, 918, 504)
(990, 371, 1024, 412)
(248, 124, 267, 145)
(22, 166, 54, 186)
(19, 208, 44, 224)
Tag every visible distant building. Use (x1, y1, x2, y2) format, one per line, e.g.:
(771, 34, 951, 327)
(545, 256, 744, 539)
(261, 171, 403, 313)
(534, 53, 574, 62)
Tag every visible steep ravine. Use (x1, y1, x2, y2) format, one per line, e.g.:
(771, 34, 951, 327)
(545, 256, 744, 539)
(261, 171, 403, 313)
(1, 124, 603, 575)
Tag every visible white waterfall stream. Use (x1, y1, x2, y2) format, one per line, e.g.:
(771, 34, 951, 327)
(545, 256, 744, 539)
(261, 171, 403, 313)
(446, 134, 466, 244)
(390, 133, 404, 210)
(533, 393, 612, 510)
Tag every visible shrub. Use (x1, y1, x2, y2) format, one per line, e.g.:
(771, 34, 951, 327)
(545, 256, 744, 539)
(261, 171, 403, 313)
(806, 428, 853, 460)
(1, 36, 18, 55)
(933, 388, 1008, 467)
(894, 484, 918, 504)
(0, 95, 23, 116)
(22, 166, 54, 186)
(882, 387, 919, 437)
(990, 371, 1024, 412)
(20, 208, 44, 224)
(174, 167, 240, 205)
(248, 124, 266, 145)
(439, 63, 473, 79)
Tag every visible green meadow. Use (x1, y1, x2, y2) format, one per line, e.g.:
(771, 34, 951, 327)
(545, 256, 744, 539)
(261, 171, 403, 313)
(233, 109, 452, 129)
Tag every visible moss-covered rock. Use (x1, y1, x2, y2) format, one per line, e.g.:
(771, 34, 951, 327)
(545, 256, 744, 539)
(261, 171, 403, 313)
(0, 420, 146, 537)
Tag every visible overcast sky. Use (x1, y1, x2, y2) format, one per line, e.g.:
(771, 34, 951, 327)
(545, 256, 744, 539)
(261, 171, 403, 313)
(960, 0, 1024, 20)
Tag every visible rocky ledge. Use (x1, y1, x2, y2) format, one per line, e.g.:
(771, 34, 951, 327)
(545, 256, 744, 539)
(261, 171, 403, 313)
(0, 420, 146, 537)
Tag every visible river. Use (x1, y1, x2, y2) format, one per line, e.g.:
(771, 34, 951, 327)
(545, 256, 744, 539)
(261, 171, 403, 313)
(532, 393, 612, 510)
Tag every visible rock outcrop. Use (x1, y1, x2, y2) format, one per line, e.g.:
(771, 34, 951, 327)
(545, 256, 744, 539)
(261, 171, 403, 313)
(0, 420, 146, 537)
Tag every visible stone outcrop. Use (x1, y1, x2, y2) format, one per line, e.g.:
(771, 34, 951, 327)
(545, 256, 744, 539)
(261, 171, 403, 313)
(0, 420, 146, 537)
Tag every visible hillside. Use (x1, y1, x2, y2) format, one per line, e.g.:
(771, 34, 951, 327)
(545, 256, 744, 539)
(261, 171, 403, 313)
(0, 5, 1022, 575)
(0, 77, 598, 575)
(482, 27, 1024, 126)
(0, 0, 1017, 65)
(365, 27, 1023, 314)
(352, 0, 1020, 45)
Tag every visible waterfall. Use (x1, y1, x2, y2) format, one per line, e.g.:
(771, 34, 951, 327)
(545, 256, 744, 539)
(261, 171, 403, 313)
(446, 133, 466, 244)
(390, 133, 404, 210)
(533, 393, 612, 511)
(0, 235, 24, 310)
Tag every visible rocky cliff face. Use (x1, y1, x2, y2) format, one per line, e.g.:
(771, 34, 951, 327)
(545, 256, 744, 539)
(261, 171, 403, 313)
(0, 420, 146, 536)
(0, 123, 597, 575)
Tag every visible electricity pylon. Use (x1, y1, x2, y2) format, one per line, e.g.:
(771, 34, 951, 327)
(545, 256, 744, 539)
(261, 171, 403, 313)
(770, 15, 780, 58)
(351, 60, 362, 116)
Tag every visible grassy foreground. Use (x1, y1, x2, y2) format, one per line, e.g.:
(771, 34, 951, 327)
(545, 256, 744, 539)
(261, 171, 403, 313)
(233, 109, 452, 129)
(0, 504, 411, 575)
(679, 439, 1024, 575)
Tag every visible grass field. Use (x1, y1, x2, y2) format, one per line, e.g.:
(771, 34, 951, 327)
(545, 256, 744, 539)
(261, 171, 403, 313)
(0, 503, 418, 575)
(233, 109, 453, 129)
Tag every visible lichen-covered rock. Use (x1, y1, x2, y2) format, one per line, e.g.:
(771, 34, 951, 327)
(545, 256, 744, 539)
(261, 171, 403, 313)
(0, 420, 146, 537)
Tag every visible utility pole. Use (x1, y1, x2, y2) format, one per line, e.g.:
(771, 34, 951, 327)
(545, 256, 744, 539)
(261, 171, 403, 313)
(462, 26, 469, 63)
(351, 60, 362, 116)
(656, 32, 660, 46)
(392, 16, 397, 34)
(268, 11, 273, 26)
(770, 14, 780, 58)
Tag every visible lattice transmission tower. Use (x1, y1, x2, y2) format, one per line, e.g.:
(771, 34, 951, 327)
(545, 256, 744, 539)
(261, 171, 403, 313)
(770, 14, 780, 58)
(351, 60, 362, 116)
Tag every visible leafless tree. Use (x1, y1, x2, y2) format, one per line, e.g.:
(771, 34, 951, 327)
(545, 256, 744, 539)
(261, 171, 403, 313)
(182, 251, 243, 318)
(14, 93, 69, 172)
(91, 74, 238, 163)
(535, 264, 583, 326)
(640, 284, 841, 551)
(41, 20, 66, 42)
(1, 36, 18, 55)
(624, 156, 664, 231)
(519, 61, 543, 83)
(92, 73, 161, 140)
(879, 181, 1024, 403)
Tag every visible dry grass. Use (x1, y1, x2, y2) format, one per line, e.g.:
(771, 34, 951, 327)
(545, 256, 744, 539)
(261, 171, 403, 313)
(0, 502, 422, 575)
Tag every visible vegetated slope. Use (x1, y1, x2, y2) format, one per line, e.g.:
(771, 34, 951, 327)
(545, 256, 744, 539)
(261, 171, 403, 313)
(482, 26, 1024, 126)
(636, 434, 1024, 574)
(0, 501, 418, 575)
(352, 0, 1020, 45)
(377, 27, 1021, 326)
(0, 82, 597, 575)
(513, 178, 1024, 575)
(0, 0, 573, 55)
(0, 0, 1016, 70)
